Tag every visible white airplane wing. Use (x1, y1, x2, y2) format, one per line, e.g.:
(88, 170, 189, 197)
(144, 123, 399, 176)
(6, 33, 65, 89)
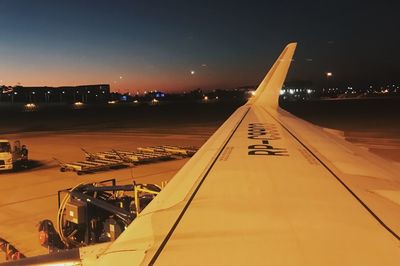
(6, 43, 400, 265)
(81, 43, 400, 265)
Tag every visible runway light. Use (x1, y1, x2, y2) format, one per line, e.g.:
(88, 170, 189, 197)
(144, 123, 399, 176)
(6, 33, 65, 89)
(203, 96, 208, 101)
(307, 89, 312, 94)
(326, 72, 333, 77)
(74, 101, 84, 106)
(133, 100, 139, 103)
(108, 100, 117, 104)
(152, 98, 159, 103)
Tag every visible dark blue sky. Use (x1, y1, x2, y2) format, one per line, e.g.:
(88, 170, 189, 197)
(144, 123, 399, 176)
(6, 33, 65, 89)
(0, 0, 399, 91)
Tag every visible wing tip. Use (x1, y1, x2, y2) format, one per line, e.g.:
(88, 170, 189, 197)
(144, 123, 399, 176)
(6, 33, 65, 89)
(250, 42, 297, 108)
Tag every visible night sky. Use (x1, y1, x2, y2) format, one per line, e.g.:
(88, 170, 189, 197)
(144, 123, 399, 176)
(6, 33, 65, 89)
(0, 0, 399, 92)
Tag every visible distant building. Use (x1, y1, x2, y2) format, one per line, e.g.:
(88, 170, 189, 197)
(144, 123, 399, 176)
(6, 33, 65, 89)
(0, 84, 110, 103)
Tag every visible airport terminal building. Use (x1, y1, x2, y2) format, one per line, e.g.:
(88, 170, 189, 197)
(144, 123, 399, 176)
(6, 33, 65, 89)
(0, 84, 110, 103)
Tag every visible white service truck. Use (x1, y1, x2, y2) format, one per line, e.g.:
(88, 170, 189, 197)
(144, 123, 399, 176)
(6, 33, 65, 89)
(0, 140, 28, 171)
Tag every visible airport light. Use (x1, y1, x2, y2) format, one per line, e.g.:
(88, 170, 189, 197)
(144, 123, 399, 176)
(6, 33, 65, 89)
(74, 101, 84, 106)
(250, 90, 256, 96)
(326, 72, 333, 77)
(133, 100, 139, 103)
(108, 100, 117, 104)
(203, 96, 208, 101)
(24, 103, 37, 109)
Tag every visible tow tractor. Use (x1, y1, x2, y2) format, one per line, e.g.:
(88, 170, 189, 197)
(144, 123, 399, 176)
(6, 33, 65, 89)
(0, 140, 28, 171)
(38, 179, 164, 252)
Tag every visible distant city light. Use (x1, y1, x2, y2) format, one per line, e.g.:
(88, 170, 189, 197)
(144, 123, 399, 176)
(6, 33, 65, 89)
(250, 90, 256, 96)
(133, 100, 139, 103)
(203, 96, 208, 101)
(306, 89, 312, 94)
(108, 100, 117, 104)
(279, 89, 285, 95)
(190, 70, 195, 75)
(326, 72, 333, 77)
(24, 103, 36, 108)
(74, 102, 84, 106)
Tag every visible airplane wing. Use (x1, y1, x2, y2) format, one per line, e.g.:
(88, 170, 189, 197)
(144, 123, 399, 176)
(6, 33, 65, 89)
(6, 43, 400, 265)
(80, 43, 400, 265)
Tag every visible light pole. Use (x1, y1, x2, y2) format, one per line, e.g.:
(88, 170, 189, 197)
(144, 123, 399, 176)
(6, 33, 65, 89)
(326, 72, 333, 79)
(325, 72, 333, 94)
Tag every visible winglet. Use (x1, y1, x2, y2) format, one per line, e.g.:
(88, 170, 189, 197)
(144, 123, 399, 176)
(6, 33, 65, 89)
(249, 43, 297, 109)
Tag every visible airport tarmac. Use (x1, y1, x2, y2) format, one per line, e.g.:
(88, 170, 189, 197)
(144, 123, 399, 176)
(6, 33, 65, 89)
(0, 128, 215, 260)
